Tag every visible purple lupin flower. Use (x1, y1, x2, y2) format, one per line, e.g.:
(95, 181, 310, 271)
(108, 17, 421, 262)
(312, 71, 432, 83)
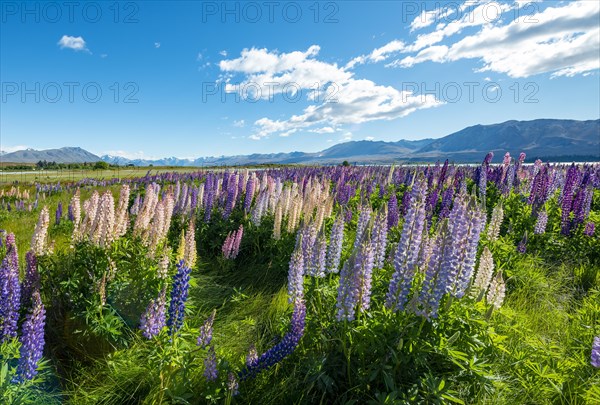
(344, 209, 353, 223)
(584, 222, 595, 237)
(67, 203, 74, 222)
(197, 309, 216, 348)
(326, 216, 345, 274)
(517, 233, 528, 254)
(591, 336, 600, 368)
(13, 291, 46, 383)
(385, 175, 427, 312)
(204, 175, 215, 222)
(204, 345, 218, 382)
(139, 287, 167, 339)
(21, 250, 40, 309)
(0, 233, 20, 342)
(387, 193, 399, 228)
(240, 299, 306, 379)
(166, 260, 191, 335)
(438, 186, 455, 220)
(560, 165, 579, 235)
(223, 174, 238, 219)
(246, 344, 258, 368)
(228, 372, 239, 395)
(400, 189, 411, 216)
(534, 211, 548, 234)
(55, 202, 63, 225)
(244, 178, 255, 213)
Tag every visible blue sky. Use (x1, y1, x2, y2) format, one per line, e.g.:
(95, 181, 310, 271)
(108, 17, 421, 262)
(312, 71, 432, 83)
(1, 0, 599, 159)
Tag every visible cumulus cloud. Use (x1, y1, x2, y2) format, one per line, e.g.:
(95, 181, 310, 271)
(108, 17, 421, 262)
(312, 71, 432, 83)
(233, 119, 245, 127)
(346, 40, 406, 68)
(368, 1, 600, 78)
(57, 35, 88, 52)
(219, 46, 442, 140)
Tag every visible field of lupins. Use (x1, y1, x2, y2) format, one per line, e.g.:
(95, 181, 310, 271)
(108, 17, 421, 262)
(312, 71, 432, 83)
(0, 152, 599, 404)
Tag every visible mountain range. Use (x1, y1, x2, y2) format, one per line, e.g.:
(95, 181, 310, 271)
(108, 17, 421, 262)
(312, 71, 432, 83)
(2, 119, 599, 166)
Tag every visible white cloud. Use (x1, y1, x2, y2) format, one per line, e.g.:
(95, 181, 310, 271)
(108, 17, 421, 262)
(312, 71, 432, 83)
(154, 42, 161, 48)
(57, 35, 88, 52)
(365, 136, 375, 141)
(220, 50, 228, 56)
(197, 52, 203, 61)
(220, 46, 442, 139)
(346, 40, 406, 68)
(309, 127, 337, 134)
(104, 150, 159, 160)
(233, 119, 245, 127)
(0, 145, 29, 154)
(100, 53, 108, 58)
(389, 1, 600, 78)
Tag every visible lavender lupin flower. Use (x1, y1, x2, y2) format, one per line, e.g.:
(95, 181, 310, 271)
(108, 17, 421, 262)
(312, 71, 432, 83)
(311, 234, 327, 278)
(534, 210, 548, 234)
(450, 198, 486, 299)
(140, 287, 167, 339)
(287, 245, 305, 304)
(591, 336, 600, 368)
(166, 260, 191, 335)
(326, 216, 344, 274)
(336, 239, 375, 320)
(387, 193, 399, 228)
(478, 152, 493, 203)
(353, 206, 372, 249)
(0, 233, 20, 342)
(385, 176, 427, 312)
(413, 221, 452, 319)
(204, 345, 218, 382)
(372, 210, 388, 269)
(197, 309, 216, 348)
(13, 291, 46, 382)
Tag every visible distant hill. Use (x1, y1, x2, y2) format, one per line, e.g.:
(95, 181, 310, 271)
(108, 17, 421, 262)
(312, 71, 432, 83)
(416, 119, 600, 161)
(3, 119, 598, 166)
(1, 147, 101, 164)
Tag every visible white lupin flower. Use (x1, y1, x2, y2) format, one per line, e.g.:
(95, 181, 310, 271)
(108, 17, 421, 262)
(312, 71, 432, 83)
(486, 203, 504, 242)
(486, 271, 506, 309)
(31, 206, 50, 255)
(471, 247, 495, 299)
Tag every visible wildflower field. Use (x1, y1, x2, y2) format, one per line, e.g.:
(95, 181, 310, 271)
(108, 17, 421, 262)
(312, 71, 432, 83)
(1, 152, 599, 404)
